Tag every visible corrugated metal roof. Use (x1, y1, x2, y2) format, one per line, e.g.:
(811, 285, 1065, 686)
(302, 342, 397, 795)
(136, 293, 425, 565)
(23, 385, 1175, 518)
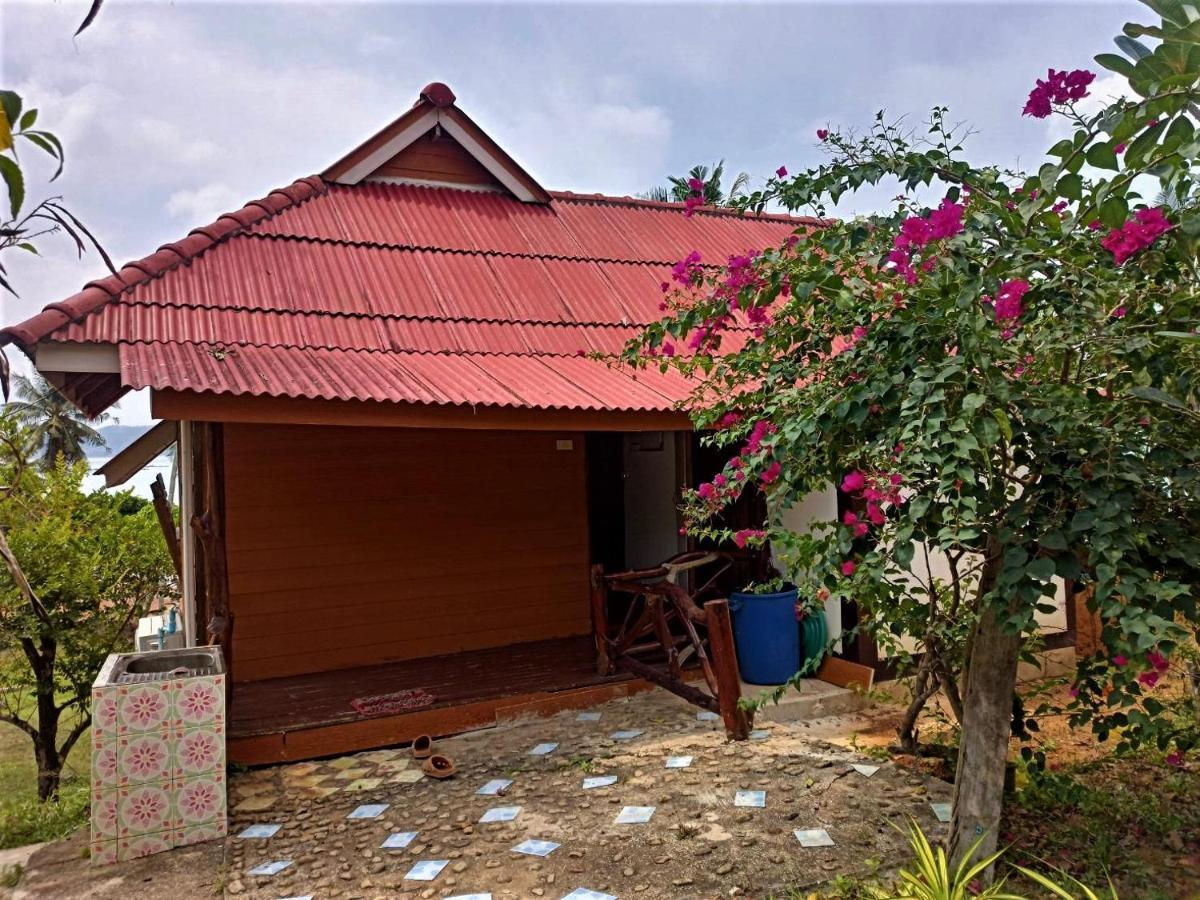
(5, 173, 814, 415)
(122, 342, 697, 411)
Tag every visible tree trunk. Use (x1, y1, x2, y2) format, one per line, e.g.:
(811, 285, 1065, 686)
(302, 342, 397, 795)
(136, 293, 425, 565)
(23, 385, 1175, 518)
(32, 638, 63, 802)
(948, 602, 1022, 874)
(897, 651, 939, 754)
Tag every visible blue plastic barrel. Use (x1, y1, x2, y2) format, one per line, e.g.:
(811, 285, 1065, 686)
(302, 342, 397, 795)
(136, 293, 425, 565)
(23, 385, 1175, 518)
(728, 586, 801, 685)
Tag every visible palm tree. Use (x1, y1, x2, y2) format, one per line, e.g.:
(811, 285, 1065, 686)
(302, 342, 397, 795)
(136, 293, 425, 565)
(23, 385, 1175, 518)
(641, 160, 751, 208)
(4, 373, 108, 467)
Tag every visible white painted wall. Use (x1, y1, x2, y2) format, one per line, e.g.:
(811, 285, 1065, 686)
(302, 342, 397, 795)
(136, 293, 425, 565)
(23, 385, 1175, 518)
(770, 484, 1069, 658)
(772, 486, 844, 649)
(622, 432, 683, 569)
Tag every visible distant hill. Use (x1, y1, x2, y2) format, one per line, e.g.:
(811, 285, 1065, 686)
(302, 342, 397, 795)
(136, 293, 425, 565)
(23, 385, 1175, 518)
(84, 424, 153, 457)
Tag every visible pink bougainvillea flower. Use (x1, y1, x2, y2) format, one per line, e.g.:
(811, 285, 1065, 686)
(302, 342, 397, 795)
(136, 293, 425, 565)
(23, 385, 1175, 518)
(671, 250, 703, 285)
(1087, 219, 1104, 231)
(866, 502, 886, 526)
(988, 278, 1031, 337)
(1112, 654, 1129, 667)
(841, 559, 857, 577)
(1068, 684, 1080, 698)
(1101, 206, 1173, 265)
(1138, 671, 1161, 688)
(744, 419, 776, 454)
(1110, 306, 1127, 319)
(687, 177, 705, 192)
(841, 470, 866, 493)
(1115, 142, 1127, 154)
(1023, 68, 1096, 118)
(717, 411, 744, 429)
(696, 482, 716, 500)
(733, 528, 766, 549)
(776, 165, 788, 178)
(683, 195, 703, 218)
(760, 461, 783, 485)
(1148, 649, 1170, 672)
(1167, 751, 1185, 767)
(816, 129, 829, 141)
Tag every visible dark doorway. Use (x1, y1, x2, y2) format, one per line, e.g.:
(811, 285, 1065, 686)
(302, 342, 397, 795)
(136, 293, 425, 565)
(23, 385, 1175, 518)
(586, 432, 625, 573)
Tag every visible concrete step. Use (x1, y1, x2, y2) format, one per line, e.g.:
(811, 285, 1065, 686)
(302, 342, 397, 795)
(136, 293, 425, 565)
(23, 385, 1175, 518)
(740, 677, 870, 723)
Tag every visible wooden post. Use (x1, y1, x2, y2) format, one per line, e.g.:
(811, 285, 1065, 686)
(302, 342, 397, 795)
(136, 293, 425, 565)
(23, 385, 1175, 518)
(189, 423, 231, 664)
(705, 599, 751, 740)
(150, 473, 182, 580)
(590, 564, 612, 675)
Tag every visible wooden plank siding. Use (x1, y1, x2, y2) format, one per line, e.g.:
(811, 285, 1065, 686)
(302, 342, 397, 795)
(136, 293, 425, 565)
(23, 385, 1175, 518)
(371, 130, 504, 188)
(223, 423, 591, 682)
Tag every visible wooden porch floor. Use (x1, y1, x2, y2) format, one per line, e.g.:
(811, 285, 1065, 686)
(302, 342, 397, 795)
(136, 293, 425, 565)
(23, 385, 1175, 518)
(227, 635, 647, 765)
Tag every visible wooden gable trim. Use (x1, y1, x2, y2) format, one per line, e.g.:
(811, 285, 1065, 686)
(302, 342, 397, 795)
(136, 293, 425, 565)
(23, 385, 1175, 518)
(366, 128, 504, 192)
(324, 106, 439, 185)
(321, 83, 551, 203)
(96, 419, 178, 488)
(151, 389, 693, 433)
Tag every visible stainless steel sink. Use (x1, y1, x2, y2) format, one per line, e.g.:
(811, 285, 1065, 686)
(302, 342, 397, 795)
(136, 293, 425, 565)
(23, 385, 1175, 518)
(95, 646, 225, 685)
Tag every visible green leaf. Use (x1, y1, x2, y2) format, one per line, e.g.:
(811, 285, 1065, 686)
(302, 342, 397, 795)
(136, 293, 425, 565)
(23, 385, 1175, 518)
(1057, 173, 1083, 201)
(1100, 194, 1130, 228)
(1027, 558, 1057, 582)
(1095, 52, 1139, 79)
(991, 408, 1012, 442)
(1086, 143, 1120, 171)
(0, 91, 21, 134)
(0, 154, 24, 218)
(17, 108, 36, 131)
(1116, 34, 1153, 60)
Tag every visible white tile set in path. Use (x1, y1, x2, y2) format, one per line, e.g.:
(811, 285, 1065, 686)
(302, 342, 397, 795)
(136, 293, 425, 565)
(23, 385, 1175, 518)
(236, 707, 928, 898)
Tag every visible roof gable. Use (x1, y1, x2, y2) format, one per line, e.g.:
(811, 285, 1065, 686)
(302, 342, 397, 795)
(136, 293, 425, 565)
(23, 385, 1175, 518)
(322, 82, 550, 203)
(370, 130, 504, 192)
(0, 82, 824, 419)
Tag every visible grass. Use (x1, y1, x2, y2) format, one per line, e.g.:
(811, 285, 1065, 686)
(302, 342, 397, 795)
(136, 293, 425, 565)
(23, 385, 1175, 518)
(0, 696, 92, 850)
(1004, 752, 1200, 898)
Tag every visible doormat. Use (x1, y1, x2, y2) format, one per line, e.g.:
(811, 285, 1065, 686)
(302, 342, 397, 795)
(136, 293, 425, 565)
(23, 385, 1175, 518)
(350, 688, 436, 718)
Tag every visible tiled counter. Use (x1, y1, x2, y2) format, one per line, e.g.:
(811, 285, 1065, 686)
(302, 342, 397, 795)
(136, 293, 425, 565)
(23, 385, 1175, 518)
(90, 654, 226, 864)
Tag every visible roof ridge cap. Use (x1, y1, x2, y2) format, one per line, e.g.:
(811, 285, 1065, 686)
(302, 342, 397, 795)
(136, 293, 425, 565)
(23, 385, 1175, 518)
(0, 175, 329, 352)
(548, 190, 826, 225)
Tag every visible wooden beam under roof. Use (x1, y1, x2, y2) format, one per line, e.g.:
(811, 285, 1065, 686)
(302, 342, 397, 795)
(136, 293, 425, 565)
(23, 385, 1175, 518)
(95, 420, 178, 488)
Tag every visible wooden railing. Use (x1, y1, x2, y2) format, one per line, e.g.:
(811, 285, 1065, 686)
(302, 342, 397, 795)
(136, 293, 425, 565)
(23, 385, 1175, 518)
(590, 552, 751, 740)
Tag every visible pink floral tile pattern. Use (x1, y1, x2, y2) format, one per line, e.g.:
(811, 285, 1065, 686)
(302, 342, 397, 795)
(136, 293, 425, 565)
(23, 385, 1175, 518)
(92, 662, 226, 866)
(89, 839, 118, 866)
(91, 686, 120, 743)
(174, 676, 225, 728)
(174, 773, 226, 826)
(118, 733, 172, 786)
(91, 741, 119, 789)
(117, 683, 171, 735)
(91, 790, 119, 840)
(118, 831, 171, 863)
(176, 727, 224, 777)
(119, 783, 171, 837)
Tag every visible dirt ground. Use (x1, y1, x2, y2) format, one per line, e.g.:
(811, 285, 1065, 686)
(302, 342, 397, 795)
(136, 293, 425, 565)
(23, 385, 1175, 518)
(4, 689, 951, 900)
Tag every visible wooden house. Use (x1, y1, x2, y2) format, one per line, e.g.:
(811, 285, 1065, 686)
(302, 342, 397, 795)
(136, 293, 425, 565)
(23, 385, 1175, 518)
(1, 84, 1080, 764)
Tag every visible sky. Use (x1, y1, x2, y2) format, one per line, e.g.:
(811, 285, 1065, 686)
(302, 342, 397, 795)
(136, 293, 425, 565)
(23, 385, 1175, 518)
(0, 0, 1143, 426)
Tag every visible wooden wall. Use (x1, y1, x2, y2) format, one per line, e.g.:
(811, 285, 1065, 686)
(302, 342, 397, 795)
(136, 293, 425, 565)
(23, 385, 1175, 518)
(371, 131, 502, 187)
(223, 424, 591, 682)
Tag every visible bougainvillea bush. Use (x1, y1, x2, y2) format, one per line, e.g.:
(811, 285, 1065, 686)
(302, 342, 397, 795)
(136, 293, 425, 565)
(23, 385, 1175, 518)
(623, 0, 1200, 870)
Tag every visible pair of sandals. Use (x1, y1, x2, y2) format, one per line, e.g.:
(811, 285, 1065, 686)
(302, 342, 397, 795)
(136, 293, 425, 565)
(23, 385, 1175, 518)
(412, 734, 457, 779)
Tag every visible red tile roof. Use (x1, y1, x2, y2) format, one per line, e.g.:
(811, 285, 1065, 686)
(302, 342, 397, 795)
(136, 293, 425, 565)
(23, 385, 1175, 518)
(2, 176, 811, 416)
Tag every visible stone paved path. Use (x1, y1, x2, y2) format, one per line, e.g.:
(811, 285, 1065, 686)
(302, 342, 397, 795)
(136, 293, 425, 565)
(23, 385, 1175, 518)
(224, 690, 951, 899)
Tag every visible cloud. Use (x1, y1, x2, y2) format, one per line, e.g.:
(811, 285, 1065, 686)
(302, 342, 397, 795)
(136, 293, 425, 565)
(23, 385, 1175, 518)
(166, 182, 245, 223)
